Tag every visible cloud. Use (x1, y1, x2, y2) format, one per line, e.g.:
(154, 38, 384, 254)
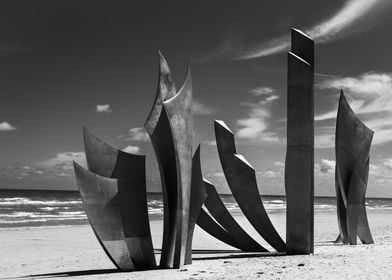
(192, 100, 215, 115)
(212, 171, 225, 177)
(318, 159, 336, 174)
(236, 87, 280, 142)
(126, 127, 149, 142)
(0, 122, 17, 131)
(249, 87, 275, 96)
(383, 159, 392, 169)
(261, 170, 282, 178)
(273, 161, 285, 167)
(39, 152, 86, 173)
(203, 140, 216, 146)
(122, 145, 141, 154)
(238, 0, 391, 59)
(96, 104, 112, 113)
(316, 72, 392, 145)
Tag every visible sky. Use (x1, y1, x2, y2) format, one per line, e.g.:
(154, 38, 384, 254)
(1, 0, 392, 197)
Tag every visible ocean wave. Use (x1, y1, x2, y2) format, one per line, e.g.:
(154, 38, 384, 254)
(0, 198, 81, 206)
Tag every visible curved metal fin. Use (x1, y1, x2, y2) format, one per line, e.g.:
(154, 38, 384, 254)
(335, 90, 374, 245)
(73, 161, 136, 271)
(185, 145, 208, 264)
(203, 180, 267, 252)
(145, 51, 177, 135)
(197, 208, 244, 249)
(214, 120, 286, 252)
(83, 127, 145, 180)
(144, 58, 193, 268)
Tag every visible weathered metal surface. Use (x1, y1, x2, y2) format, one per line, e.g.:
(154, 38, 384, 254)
(335, 91, 374, 245)
(214, 120, 286, 252)
(144, 52, 193, 268)
(203, 180, 267, 252)
(185, 145, 208, 264)
(285, 28, 314, 254)
(74, 162, 134, 271)
(83, 127, 145, 180)
(82, 128, 156, 267)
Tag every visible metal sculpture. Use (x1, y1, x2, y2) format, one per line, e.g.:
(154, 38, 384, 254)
(335, 90, 374, 245)
(75, 129, 156, 270)
(285, 28, 314, 254)
(214, 120, 286, 252)
(74, 162, 155, 270)
(144, 52, 193, 268)
(197, 207, 245, 249)
(202, 180, 267, 252)
(185, 145, 208, 264)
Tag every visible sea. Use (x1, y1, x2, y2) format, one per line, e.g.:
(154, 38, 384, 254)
(0, 189, 391, 228)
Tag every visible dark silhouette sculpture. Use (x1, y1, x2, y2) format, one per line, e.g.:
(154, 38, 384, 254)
(185, 145, 208, 264)
(75, 129, 156, 270)
(285, 28, 314, 254)
(214, 120, 286, 252)
(335, 90, 374, 245)
(144, 52, 193, 268)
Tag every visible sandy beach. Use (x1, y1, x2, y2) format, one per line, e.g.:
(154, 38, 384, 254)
(0, 209, 391, 280)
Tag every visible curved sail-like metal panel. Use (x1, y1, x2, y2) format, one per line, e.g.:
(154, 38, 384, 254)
(285, 28, 314, 254)
(185, 145, 208, 264)
(203, 180, 267, 252)
(74, 162, 134, 271)
(214, 120, 286, 252)
(335, 90, 374, 245)
(144, 52, 193, 268)
(83, 127, 145, 180)
(74, 163, 156, 270)
(82, 128, 156, 267)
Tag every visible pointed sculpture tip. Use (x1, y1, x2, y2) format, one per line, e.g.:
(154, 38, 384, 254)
(234, 154, 255, 170)
(214, 120, 233, 134)
(203, 178, 213, 185)
(195, 143, 201, 154)
(291, 28, 313, 40)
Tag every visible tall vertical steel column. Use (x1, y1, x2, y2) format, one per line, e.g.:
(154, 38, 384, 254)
(285, 28, 314, 254)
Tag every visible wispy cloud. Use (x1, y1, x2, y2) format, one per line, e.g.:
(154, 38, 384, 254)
(238, 0, 391, 59)
(192, 100, 215, 115)
(39, 152, 86, 170)
(316, 72, 392, 146)
(235, 87, 280, 142)
(125, 127, 149, 142)
(122, 145, 141, 154)
(0, 122, 17, 131)
(96, 104, 112, 113)
(249, 87, 275, 96)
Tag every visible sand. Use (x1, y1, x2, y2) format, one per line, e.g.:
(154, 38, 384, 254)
(0, 210, 391, 279)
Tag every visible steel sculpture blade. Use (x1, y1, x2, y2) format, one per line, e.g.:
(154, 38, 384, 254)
(214, 120, 286, 252)
(185, 145, 208, 264)
(82, 128, 156, 268)
(285, 28, 314, 254)
(335, 90, 374, 245)
(203, 180, 267, 252)
(83, 127, 146, 180)
(144, 52, 193, 268)
(74, 162, 137, 271)
(197, 208, 244, 249)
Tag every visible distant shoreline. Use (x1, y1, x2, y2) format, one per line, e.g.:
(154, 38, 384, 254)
(1, 188, 391, 200)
